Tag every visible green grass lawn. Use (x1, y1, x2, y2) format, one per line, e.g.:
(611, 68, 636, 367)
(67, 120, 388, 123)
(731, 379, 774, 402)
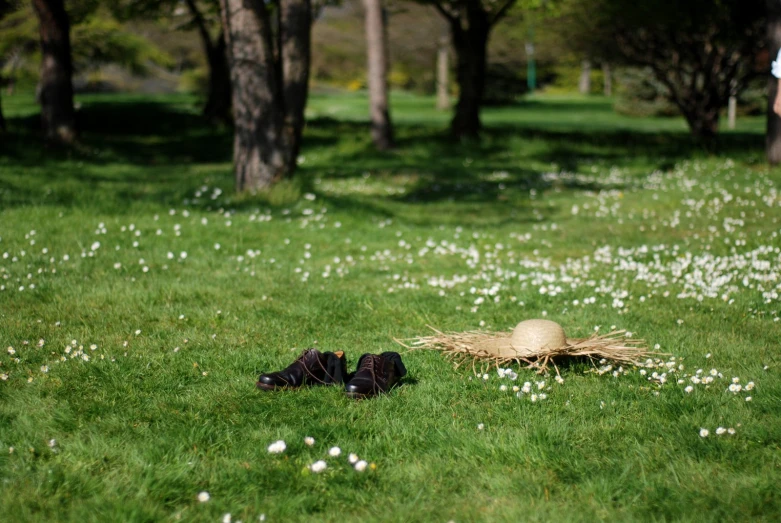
(1, 91, 780, 522)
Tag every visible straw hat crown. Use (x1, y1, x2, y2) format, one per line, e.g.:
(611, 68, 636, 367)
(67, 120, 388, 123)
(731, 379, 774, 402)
(510, 319, 567, 351)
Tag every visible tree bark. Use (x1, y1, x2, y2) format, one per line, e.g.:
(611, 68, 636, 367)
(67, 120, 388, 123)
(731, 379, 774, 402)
(450, 15, 489, 140)
(436, 35, 450, 110)
(32, 0, 76, 143)
(220, 0, 286, 191)
(767, 0, 781, 164)
(579, 59, 591, 94)
(280, 0, 312, 164)
(602, 62, 612, 96)
(363, 0, 394, 150)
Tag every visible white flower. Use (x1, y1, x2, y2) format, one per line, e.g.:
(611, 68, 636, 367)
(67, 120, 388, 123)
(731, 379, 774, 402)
(214, 243, 221, 250)
(716, 427, 726, 435)
(197, 491, 210, 502)
(167, 252, 174, 260)
(555, 375, 564, 384)
(267, 440, 286, 454)
(348, 453, 359, 464)
(499, 385, 507, 392)
(699, 428, 709, 438)
(310, 460, 327, 473)
(745, 382, 754, 391)
(684, 386, 694, 393)
(222, 514, 232, 523)
(731, 377, 740, 384)
(745, 396, 752, 402)
(477, 423, 484, 430)
(328, 446, 341, 457)
(727, 428, 736, 435)
(354, 460, 368, 472)
(40, 365, 48, 373)
(304, 436, 315, 446)
(180, 251, 187, 259)
(48, 439, 57, 448)
(531, 394, 538, 402)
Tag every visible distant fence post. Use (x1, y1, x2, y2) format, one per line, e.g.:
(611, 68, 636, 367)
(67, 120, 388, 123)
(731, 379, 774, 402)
(436, 35, 450, 111)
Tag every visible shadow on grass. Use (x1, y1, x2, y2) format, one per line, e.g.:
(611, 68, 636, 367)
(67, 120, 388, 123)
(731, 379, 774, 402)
(0, 96, 766, 221)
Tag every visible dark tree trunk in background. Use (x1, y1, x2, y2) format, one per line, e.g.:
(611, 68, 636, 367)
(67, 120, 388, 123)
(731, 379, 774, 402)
(280, 0, 312, 164)
(203, 32, 232, 124)
(767, 0, 781, 164)
(219, 0, 312, 191)
(185, 0, 231, 124)
(449, 14, 489, 140)
(32, 0, 76, 143)
(220, 0, 286, 191)
(682, 105, 720, 142)
(0, 91, 5, 132)
(363, 0, 394, 150)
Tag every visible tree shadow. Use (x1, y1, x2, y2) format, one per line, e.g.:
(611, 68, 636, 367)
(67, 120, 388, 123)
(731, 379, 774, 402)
(0, 95, 766, 220)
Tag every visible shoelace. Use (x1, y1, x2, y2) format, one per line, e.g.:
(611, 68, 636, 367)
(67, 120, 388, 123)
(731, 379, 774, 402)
(293, 350, 337, 385)
(358, 355, 384, 391)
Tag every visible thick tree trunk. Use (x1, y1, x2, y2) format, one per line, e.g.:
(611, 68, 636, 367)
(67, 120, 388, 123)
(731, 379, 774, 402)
(363, 0, 394, 150)
(436, 35, 450, 111)
(767, 1, 781, 164)
(280, 0, 312, 163)
(32, 0, 76, 143)
(220, 0, 286, 191)
(579, 59, 591, 94)
(450, 18, 489, 140)
(203, 32, 232, 124)
(602, 62, 612, 96)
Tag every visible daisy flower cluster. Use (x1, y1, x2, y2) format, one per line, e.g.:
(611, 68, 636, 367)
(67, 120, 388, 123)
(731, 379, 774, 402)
(265, 437, 375, 474)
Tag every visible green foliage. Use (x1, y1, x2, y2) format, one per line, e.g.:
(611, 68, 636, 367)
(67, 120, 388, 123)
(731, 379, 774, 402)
(0, 91, 778, 521)
(613, 67, 679, 117)
(71, 15, 173, 74)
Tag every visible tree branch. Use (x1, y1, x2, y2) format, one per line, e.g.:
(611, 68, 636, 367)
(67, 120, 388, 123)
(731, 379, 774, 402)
(490, 0, 516, 26)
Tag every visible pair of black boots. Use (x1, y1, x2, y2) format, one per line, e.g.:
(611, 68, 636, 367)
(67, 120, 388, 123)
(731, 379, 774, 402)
(256, 348, 407, 399)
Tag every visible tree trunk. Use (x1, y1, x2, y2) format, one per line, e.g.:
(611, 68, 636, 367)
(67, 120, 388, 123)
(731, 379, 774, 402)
(450, 17, 489, 140)
(220, 0, 286, 191)
(32, 0, 76, 143)
(436, 35, 450, 110)
(767, 0, 781, 164)
(602, 62, 612, 96)
(0, 91, 5, 132)
(579, 59, 591, 94)
(184, 0, 232, 124)
(280, 0, 312, 164)
(363, 0, 394, 150)
(203, 32, 232, 124)
(682, 105, 720, 142)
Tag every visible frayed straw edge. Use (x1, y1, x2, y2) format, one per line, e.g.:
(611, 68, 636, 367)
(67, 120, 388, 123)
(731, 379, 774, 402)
(394, 325, 667, 375)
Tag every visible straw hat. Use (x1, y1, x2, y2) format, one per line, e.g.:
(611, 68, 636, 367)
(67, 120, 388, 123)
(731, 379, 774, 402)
(398, 319, 655, 373)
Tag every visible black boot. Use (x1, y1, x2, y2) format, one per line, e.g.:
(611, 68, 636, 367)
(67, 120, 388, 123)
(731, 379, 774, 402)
(344, 351, 407, 399)
(256, 349, 347, 390)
